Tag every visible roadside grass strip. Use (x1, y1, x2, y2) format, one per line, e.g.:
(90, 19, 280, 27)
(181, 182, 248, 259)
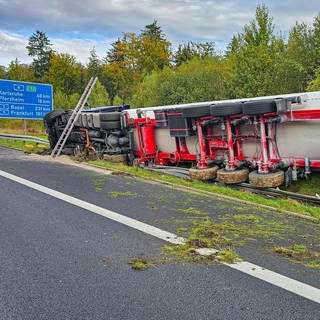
(89, 160, 320, 220)
(0, 169, 319, 304)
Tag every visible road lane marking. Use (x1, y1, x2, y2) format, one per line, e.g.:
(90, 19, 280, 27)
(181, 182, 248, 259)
(0, 169, 184, 245)
(1, 169, 319, 304)
(228, 261, 320, 304)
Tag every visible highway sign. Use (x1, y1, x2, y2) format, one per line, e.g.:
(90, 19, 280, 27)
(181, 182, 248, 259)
(0, 79, 53, 119)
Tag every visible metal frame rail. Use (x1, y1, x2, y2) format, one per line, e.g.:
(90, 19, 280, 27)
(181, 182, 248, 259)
(0, 133, 49, 145)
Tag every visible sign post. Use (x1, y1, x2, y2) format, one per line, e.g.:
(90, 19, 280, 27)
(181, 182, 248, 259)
(0, 79, 53, 120)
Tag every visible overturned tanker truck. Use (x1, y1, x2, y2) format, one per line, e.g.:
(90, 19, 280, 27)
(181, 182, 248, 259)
(44, 91, 320, 188)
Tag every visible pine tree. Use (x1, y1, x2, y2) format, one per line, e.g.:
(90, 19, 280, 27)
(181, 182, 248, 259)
(87, 47, 102, 77)
(141, 20, 166, 43)
(26, 30, 54, 79)
(174, 41, 215, 66)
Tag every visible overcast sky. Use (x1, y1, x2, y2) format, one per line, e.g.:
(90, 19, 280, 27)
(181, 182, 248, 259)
(0, 0, 319, 67)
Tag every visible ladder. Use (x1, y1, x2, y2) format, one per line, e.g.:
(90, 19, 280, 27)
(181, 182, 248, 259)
(50, 77, 98, 158)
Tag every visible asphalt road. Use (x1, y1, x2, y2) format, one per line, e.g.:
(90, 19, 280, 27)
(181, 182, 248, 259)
(0, 147, 319, 319)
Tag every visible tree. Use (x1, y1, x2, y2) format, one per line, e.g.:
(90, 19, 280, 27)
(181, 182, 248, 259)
(174, 41, 215, 66)
(132, 57, 231, 107)
(138, 20, 171, 73)
(226, 5, 283, 98)
(53, 90, 80, 109)
(0, 65, 7, 79)
(7, 58, 33, 81)
(26, 30, 54, 79)
(311, 14, 320, 67)
(243, 4, 274, 47)
(103, 21, 171, 103)
(286, 22, 314, 92)
(87, 47, 102, 77)
(140, 20, 166, 43)
(104, 35, 139, 104)
(225, 34, 243, 56)
(47, 53, 84, 95)
(307, 67, 320, 91)
(87, 80, 110, 107)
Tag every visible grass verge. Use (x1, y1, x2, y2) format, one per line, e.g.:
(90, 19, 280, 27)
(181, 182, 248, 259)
(0, 137, 49, 153)
(285, 172, 320, 196)
(0, 119, 46, 135)
(89, 160, 320, 220)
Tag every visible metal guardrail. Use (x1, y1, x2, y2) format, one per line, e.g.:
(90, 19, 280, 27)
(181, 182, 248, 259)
(0, 133, 49, 145)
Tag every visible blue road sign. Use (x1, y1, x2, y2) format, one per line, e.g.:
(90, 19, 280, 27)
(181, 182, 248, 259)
(0, 79, 53, 119)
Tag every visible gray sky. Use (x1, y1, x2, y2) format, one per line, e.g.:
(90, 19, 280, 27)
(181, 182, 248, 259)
(0, 0, 319, 67)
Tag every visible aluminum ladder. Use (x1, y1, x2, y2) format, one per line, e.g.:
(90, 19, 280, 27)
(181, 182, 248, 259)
(50, 77, 98, 158)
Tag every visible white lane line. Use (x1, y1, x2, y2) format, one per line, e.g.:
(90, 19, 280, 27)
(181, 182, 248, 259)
(0, 170, 184, 245)
(1, 169, 319, 304)
(228, 261, 320, 304)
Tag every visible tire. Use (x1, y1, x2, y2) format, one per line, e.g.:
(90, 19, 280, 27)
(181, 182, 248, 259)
(44, 109, 65, 124)
(73, 115, 82, 127)
(217, 168, 249, 184)
(48, 135, 58, 149)
(210, 103, 243, 117)
(181, 105, 211, 118)
(92, 114, 101, 128)
(103, 153, 127, 163)
(189, 166, 218, 181)
(100, 112, 121, 121)
(249, 170, 284, 188)
(100, 121, 121, 130)
(284, 167, 293, 189)
(87, 114, 94, 128)
(81, 114, 88, 127)
(242, 100, 277, 115)
(61, 147, 74, 155)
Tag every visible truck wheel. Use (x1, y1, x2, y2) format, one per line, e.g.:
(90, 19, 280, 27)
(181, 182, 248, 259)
(100, 121, 121, 130)
(217, 168, 249, 184)
(181, 106, 211, 118)
(100, 112, 121, 121)
(44, 109, 65, 124)
(284, 167, 293, 189)
(189, 166, 218, 181)
(242, 100, 277, 115)
(210, 103, 243, 116)
(249, 170, 284, 188)
(61, 147, 74, 155)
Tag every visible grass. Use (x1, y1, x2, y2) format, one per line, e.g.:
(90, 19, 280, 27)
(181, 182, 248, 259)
(109, 191, 138, 198)
(0, 119, 46, 135)
(163, 245, 241, 265)
(0, 137, 49, 153)
(89, 160, 320, 220)
(164, 212, 319, 269)
(163, 217, 244, 265)
(127, 256, 171, 270)
(177, 207, 207, 215)
(285, 172, 320, 196)
(273, 245, 320, 268)
(217, 250, 242, 264)
(91, 178, 106, 191)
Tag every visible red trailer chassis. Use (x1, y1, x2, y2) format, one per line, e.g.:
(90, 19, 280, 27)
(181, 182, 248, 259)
(128, 93, 320, 187)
